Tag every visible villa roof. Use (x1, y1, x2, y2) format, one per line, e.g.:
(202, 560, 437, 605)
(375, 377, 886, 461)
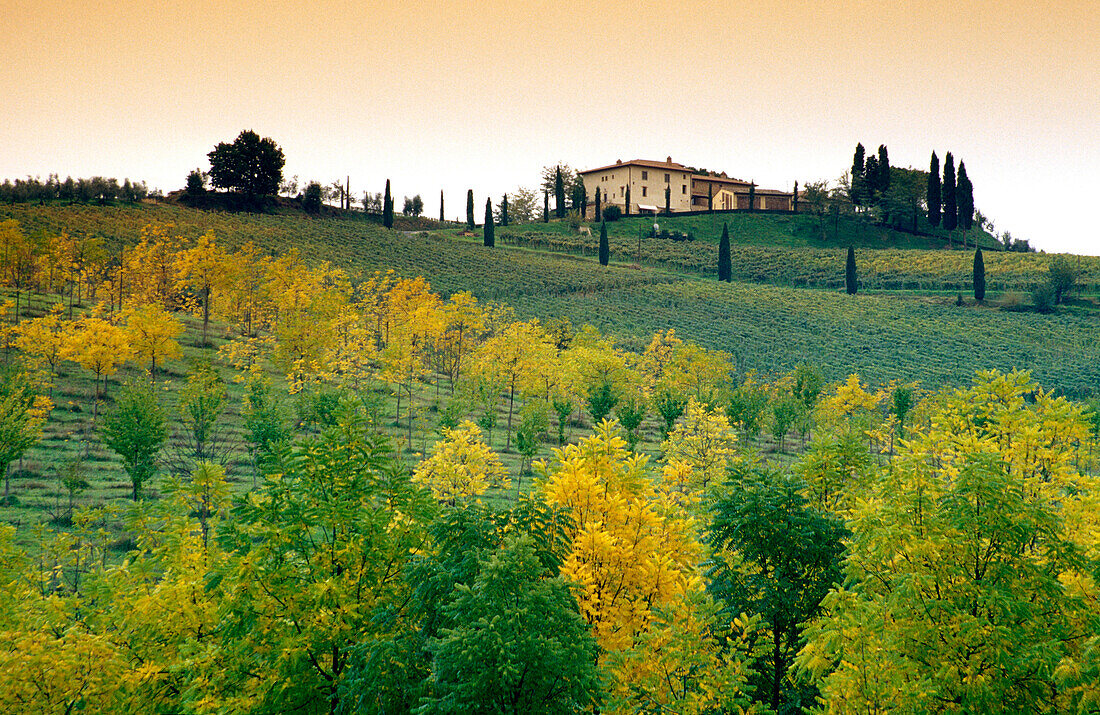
(580, 157, 689, 174)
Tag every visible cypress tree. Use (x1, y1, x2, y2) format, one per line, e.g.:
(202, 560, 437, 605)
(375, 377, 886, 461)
(747, 183, 755, 212)
(851, 143, 866, 206)
(708, 182, 713, 212)
(718, 223, 731, 282)
(877, 144, 890, 194)
(664, 184, 671, 214)
(383, 179, 394, 228)
(484, 198, 494, 247)
(501, 194, 509, 226)
(580, 187, 588, 220)
(440, 190, 445, 222)
(554, 166, 565, 218)
(943, 152, 957, 231)
(792, 181, 799, 213)
(466, 189, 475, 230)
(927, 152, 941, 227)
(594, 187, 601, 222)
(598, 221, 609, 266)
(624, 184, 630, 216)
(973, 247, 985, 302)
(957, 161, 974, 230)
(845, 245, 857, 295)
(543, 189, 549, 222)
(863, 155, 879, 204)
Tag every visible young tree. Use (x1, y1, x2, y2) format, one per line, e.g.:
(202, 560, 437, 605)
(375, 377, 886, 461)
(101, 382, 166, 500)
(500, 193, 509, 226)
(845, 245, 857, 294)
(185, 169, 206, 196)
(718, 223, 731, 282)
(851, 143, 866, 207)
(124, 303, 183, 382)
(483, 197, 494, 247)
(421, 535, 600, 712)
(973, 247, 986, 301)
(412, 421, 507, 505)
(466, 189, 475, 230)
(0, 370, 47, 504)
(206, 130, 284, 198)
(175, 230, 226, 346)
(554, 166, 565, 218)
(1048, 255, 1077, 305)
(957, 160, 974, 230)
(411, 194, 423, 217)
(943, 151, 957, 231)
(383, 179, 394, 228)
(927, 151, 941, 227)
(599, 221, 609, 266)
(708, 467, 847, 712)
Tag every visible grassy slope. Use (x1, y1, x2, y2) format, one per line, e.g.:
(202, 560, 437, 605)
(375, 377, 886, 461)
(3, 202, 1098, 539)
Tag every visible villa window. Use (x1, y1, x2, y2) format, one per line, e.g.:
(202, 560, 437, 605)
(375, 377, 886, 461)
(682, 185, 686, 194)
(664, 173, 670, 182)
(642, 186, 647, 197)
(641, 170, 648, 180)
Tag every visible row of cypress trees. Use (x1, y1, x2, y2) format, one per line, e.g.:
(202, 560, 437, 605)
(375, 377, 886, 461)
(927, 151, 975, 231)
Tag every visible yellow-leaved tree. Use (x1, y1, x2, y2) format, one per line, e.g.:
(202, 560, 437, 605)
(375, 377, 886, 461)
(123, 303, 182, 381)
(799, 370, 1100, 713)
(660, 398, 740, 499)
(540, 420, 702, 653)
(413, 421, 509, 505)
(65, 314, 132, 420)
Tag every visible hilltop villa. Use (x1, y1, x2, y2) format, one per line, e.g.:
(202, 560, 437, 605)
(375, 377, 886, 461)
(579, 157, 795, 217)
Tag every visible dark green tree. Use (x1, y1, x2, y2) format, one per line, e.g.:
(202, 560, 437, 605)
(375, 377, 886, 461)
(383, 179, 394, 228)
(927, 151, 941, 227)
(877, 144, 890, 195)
(664, 184, 671, 214)
(851, 142, 866, 207)
(586, 379, 619, 423)
(973, 247, 986, 302)
(185, 169, 206, 196)
(101, 383, 167, 500)
(708, 182, 714, 211)
(1049, 256, 1077, 305)
(718, 223, 731, 282)
(420, 534, 599, 713)
(483, 198, 494, 247)
(542, 189, 549, 223)
(957, 160, 974, 230)
(439, 190, 444, 222)
(570, 180, 585, 218)
(206, 130, 285, 198)
(747, 182, 755, 212)
(863, 155, 879, 204)
(943, 152, 957, 231)
(598, 221, 609, 266)
(623, 184, 630, 216)
(500, 194, 509, 226)
(845, 245, 857, 295)
(707, 467, 847, 713)
(594, 187, 601, 223)
(302, 182, 322, 214)
(792, 180, 799, 213)
(554, 166, 565, 218)
(466, 189, 475, 230)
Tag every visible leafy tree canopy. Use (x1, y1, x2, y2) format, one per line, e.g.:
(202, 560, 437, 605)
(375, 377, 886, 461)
(206, 130, 285, 197)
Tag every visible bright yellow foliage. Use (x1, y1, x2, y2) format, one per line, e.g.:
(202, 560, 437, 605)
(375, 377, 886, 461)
(413, 421, 509, 504)
(540, 420, 702, 653)
(661, 398, 739, 494)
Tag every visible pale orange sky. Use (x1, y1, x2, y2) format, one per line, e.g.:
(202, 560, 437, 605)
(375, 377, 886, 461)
(3, 0, 1098, 254)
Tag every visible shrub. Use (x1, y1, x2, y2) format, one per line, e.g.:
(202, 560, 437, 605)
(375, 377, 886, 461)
(998, 291, 1026, 312)
(1031, 282, 1056, 314)
(602, 205, 622, 222)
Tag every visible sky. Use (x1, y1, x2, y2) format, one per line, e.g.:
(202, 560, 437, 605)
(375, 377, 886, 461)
(3, 0, 1098, 254)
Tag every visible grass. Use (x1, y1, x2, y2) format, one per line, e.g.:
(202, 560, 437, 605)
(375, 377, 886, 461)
(3, 202, 1098, 545)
